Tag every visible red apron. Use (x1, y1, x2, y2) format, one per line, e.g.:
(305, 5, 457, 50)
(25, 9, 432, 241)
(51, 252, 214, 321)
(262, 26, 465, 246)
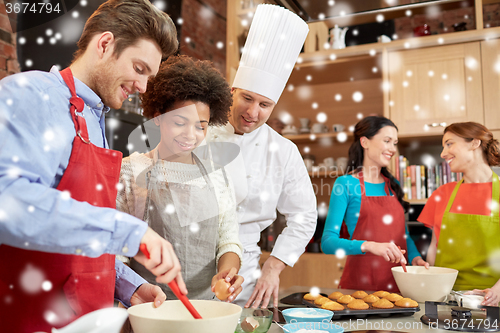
(0, 68, 123, 332)
(339, 172, 407, 292)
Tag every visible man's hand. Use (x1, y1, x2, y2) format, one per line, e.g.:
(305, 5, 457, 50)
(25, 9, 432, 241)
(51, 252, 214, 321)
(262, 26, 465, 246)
(245, 256, 285, 309)
(211, 267, 244, 302)
(411, 256, 430, 269)
(134, 227, 188, 295)
(130, 283, 166, 308)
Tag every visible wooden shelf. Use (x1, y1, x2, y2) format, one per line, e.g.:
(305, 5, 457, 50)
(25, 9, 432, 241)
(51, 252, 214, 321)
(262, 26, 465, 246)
(408, 199, 428, 204)
(308, 170, 345, 178)
(283, 131, 353, 144)
(307, 0, 474, 29)
(296, 26, 500, 66)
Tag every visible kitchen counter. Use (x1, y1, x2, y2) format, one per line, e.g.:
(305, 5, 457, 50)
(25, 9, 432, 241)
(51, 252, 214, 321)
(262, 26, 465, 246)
(267, 286, 468, 333)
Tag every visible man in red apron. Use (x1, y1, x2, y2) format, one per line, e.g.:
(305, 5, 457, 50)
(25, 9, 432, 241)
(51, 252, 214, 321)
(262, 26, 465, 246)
(0, 0, 186, 331)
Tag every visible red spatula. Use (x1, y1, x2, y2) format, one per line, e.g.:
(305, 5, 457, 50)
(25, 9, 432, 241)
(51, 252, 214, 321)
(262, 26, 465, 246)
(139, 244, 203, 319)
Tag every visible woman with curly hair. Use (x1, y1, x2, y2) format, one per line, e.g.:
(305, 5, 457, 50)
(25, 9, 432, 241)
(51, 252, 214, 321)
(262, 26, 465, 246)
(116, 55, 244, 302)
(419, 122, 500, 306)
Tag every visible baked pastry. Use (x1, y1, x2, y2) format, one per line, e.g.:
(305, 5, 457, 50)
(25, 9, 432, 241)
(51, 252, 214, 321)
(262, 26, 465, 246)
(372, 290, 390, 298)
(337, 295, 355, 304)
(347, 299, 369, 310)
(363, 294, 380, 303)
(321, 300, 345, 311)
(351, 290, 368, 299)
(328, 291, 344, 300)
(303, 293, 321, 301)
(395, 298, 419, 308)
(314, 296, 331, 306)
(384, 293, 403, 302)
(372, 298, 394, 309)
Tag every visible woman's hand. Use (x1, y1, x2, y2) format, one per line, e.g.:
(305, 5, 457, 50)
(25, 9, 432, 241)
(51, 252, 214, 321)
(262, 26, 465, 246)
(362, 241, 407, 264)
(412, 256, 430, 269)
(477, 279, 500, 306)
(211, 267, 244, 303)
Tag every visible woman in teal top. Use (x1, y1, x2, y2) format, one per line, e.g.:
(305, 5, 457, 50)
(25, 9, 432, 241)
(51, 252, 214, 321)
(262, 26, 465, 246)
(322, 116, 428, 291)
(322, 175, 421, 260)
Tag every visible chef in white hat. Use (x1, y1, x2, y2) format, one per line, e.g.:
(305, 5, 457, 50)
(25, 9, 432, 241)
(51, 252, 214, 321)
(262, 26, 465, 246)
(206, 4, 317, 308)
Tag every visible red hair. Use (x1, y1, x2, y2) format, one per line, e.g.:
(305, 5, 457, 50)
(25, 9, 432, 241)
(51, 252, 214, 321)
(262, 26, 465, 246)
(444, 122, 500, 166)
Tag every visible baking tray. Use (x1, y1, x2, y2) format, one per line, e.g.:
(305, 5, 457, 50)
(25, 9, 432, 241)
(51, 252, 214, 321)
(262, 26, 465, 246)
(280, 292, 328, 305)
(302, 298, 420, 319)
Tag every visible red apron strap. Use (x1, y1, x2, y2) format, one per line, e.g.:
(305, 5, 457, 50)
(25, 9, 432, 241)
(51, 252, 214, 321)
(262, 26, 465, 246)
(60, 68, 90, 144)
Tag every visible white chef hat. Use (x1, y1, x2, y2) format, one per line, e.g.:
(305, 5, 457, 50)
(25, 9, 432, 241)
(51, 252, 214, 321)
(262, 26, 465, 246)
(232, 4, 309, 104)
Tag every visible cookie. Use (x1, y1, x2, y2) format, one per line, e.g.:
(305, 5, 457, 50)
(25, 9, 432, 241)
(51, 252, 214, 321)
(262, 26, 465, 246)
(351, 290, 368, 299)
(395, 298, 419, 308)
(314, 296, 331, 306)
(337, 295, 355, 304)
(303, 293, 321, 301)
(328, 291, 344, 300)
(363, 294, 380, 303)
(384, 293, 403, 302)
(347, 299, 369, 310)
(372, 290, 390, 298)
(372, 298, 394, 309)
(321, 300, 345, 311)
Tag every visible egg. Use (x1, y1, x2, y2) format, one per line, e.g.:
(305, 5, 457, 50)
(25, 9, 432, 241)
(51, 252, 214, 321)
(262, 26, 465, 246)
(214, 279, 231, 300)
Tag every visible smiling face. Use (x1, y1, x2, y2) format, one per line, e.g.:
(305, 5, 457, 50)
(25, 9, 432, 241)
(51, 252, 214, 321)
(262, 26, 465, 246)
(93, 38, 162, 109)
(441, 132, 477, 173)
(229, 88, 276, 135)
(362, 125, 398, 169)
(154, 100, 210, 163)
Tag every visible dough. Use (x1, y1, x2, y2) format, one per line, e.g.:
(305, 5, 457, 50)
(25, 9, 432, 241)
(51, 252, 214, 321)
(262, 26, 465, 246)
(395, 298, 419, 308)
(347, 299, 369, 310)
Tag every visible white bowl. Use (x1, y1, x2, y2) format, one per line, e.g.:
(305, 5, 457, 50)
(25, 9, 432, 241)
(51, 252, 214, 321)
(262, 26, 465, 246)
(453, 291, 485, 309)
(128, 300, 242, 333)
(392, 266, 458, 302)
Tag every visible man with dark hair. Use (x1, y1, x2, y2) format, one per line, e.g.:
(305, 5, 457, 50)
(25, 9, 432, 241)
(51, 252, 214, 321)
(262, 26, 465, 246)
(0, 0, 184, 331)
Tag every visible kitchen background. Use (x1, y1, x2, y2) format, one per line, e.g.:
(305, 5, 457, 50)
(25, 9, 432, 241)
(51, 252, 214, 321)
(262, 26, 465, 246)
(2, 0, 500, 288)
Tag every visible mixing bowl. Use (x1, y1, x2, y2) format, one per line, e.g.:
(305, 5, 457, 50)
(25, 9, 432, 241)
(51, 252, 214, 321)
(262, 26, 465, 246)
(127, 300, 242, 333)
(281, 308, 333, 324)
(392, 266, 458, 302)
(234, 308, 273, 333)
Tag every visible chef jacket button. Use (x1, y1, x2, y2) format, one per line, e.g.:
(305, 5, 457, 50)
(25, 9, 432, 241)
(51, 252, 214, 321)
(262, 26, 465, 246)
(237, 206, 242, 211)
(214, 135, 218, 139)
(247, 175, 251, 178)
(256, 143, 259, 146)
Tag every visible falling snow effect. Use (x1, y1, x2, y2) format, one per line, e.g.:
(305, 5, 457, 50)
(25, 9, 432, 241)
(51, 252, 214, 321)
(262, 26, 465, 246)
(20, 264, 45, 294)
(309, 286, 320, 297)
(382, 214, 393, 225)
(335, 248, 346, 259)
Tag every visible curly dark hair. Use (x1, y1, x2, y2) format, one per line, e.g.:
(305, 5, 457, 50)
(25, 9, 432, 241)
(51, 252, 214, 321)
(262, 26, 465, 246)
(141, 55, 232, 126)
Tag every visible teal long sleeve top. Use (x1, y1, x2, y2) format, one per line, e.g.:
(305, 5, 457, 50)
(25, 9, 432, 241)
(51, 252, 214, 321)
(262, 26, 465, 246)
(321, 174, 420, 263)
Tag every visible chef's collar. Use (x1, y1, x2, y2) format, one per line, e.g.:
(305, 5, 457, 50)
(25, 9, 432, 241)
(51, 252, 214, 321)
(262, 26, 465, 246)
(224, 121, 262, 139)
(50, 66, 110, 118)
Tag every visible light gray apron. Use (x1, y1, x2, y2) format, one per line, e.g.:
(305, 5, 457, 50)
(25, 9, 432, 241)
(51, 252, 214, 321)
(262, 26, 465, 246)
(130, 152, 222, 300)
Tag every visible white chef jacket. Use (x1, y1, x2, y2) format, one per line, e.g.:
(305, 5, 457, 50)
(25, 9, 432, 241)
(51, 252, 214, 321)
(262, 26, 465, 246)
(206, 123, 317, 303)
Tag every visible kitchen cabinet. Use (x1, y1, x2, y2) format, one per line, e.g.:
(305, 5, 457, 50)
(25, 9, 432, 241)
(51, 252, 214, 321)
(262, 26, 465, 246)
(481, 38, 500, 130)
(387, 42, 484, 136)
(259, 251, 345, 290)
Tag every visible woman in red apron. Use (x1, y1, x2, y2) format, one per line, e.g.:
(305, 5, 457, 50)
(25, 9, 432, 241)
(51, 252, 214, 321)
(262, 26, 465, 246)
(419, 122, 500, 306)
(322, 116, 429, 292)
